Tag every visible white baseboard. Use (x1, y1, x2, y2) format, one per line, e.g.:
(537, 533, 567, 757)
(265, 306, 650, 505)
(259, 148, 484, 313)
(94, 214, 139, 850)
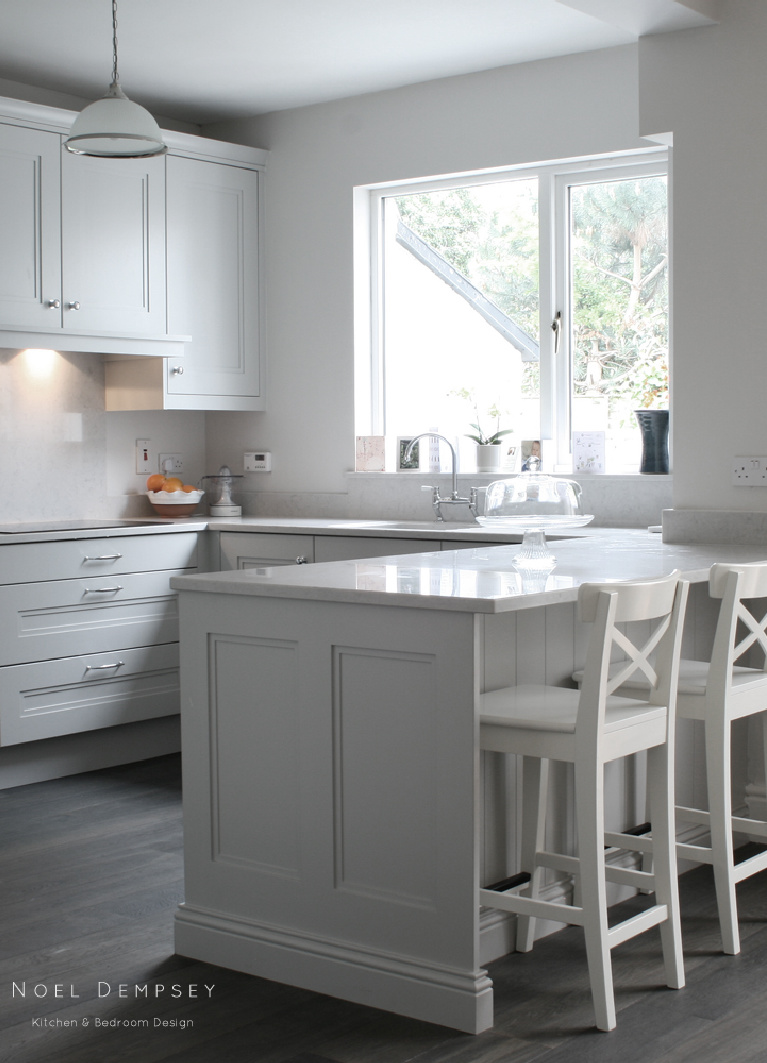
(175, 902, 494, 1035)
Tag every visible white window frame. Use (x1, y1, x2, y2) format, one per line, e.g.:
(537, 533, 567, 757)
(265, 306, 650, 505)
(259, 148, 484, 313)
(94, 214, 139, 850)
(356, 147, 669, 471)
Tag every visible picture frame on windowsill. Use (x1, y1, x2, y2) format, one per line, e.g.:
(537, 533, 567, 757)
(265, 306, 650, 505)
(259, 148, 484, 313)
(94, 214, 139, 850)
(397, 436, 421, 471)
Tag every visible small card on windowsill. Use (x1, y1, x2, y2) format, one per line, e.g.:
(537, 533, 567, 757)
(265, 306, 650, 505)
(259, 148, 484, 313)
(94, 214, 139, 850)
(573, 431, 605, 474)
(355, 436, 386, 472)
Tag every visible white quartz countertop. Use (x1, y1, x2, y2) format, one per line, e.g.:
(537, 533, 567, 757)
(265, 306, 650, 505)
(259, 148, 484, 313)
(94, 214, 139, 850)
(170, 529, 767, 614)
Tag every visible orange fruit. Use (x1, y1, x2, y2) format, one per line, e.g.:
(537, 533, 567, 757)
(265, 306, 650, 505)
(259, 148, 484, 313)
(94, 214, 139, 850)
(163, 477, 183, 492)
(146, 473, 165, 492)
(181, 484, 197, 493)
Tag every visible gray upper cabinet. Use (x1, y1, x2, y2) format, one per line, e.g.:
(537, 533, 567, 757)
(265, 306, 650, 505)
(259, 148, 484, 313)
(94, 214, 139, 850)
(164, 155, 263, 410)
(0, 97, 266, 371)
(105, 147, 266, 411)
(0, 120, 170, 347)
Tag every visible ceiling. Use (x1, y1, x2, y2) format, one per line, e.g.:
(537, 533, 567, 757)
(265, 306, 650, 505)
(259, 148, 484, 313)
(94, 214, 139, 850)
(0, 0, 718, 126)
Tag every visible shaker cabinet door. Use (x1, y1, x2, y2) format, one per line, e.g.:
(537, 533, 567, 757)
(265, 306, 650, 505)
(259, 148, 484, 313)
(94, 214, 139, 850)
(60, 149, 167, 335)
(166, 155, 262, 409)
(0, 123, 62, 329)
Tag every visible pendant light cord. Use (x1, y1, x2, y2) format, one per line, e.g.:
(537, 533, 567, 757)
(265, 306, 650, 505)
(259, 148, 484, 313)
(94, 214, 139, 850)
(111, 0, 120, 88)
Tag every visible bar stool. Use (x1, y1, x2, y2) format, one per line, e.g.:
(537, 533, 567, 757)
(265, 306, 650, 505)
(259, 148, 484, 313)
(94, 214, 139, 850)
(480, 572, 689, 1031)
(612, 561, 767, 955)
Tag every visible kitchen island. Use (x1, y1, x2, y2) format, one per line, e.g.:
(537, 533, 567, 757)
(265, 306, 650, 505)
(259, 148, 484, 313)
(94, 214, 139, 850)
(172, 531, 767, 1034)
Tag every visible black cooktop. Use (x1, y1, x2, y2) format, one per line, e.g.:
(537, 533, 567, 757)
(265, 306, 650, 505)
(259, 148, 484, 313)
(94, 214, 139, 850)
(0, 520, 167, 534)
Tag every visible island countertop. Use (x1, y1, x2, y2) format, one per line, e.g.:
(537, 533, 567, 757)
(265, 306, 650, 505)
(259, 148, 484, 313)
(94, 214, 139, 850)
(170, 528, 767, 613)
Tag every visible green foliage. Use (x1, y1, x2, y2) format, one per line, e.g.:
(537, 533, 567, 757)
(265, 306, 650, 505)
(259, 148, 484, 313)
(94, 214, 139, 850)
(396, 182, 540, 341)
(570, 177, 669, 413)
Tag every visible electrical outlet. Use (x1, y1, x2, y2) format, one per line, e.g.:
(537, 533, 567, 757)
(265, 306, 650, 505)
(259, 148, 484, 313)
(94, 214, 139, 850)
(732, 455, 767, 485)
(136, 439, 152, 475)
(159, 453, 184, 475)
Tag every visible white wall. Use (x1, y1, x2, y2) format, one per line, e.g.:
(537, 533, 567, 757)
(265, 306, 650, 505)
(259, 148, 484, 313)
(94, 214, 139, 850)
(639, 2, 767, 517)
(206, 46, 649, 507)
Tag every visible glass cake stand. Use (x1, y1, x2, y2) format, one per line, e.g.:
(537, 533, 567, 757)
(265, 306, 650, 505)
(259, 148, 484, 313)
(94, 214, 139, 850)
(476, 513, 594, 570)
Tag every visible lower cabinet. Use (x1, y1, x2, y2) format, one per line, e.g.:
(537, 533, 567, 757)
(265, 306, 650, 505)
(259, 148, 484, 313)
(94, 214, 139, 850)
(0, 643, 179, 746)
(219, 532, 315, 570)
(0, 531, 198, 747)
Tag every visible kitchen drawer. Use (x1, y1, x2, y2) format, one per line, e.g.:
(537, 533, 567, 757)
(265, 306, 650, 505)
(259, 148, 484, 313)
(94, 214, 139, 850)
(219, 532, 314, 570)
(0, 642, 179, 746)
(313, 536, 430, 562)
(0, 532, 198, 586)
(0, 569, 186, 666)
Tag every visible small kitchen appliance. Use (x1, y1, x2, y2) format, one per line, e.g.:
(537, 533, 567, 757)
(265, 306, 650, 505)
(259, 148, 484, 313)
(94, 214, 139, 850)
(201, 465, 243, 517)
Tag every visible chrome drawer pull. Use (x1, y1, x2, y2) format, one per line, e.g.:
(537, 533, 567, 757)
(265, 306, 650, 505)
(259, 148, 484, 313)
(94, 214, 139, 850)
(83, 586, 123, 594)
(84, 661, 125, 672)
(82, 553, 123, 561)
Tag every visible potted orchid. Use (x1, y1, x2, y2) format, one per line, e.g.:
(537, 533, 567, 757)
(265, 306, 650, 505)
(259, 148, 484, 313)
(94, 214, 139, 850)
(455, 392, 513, 472)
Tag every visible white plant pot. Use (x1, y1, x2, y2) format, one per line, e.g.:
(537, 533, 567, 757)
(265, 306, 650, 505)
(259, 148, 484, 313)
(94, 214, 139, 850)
(476, 444, 502, 472)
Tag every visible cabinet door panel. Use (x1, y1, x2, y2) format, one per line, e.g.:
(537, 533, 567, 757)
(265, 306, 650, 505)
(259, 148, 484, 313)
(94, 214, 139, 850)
(166, 156, 261, 406)
(219, 532, 314, 570)
(0, 642, 179, 746)
(0, 569, 186, 666)
(314, 536, 429, 562)
(60, 151, 166, 334)
(0, 532, 198, 586)
(0, 123, 61, 328)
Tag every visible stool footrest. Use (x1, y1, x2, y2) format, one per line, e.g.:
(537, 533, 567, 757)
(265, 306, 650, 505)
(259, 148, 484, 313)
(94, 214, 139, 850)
(484, 871, 531, 893)
(607, 903, 668, 948)
(734, 846, 767, 883)
(479, 888, 585, 928)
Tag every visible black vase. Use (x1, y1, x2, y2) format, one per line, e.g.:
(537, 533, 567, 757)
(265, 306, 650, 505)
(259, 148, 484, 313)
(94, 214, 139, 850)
(635, 409, 669, 474)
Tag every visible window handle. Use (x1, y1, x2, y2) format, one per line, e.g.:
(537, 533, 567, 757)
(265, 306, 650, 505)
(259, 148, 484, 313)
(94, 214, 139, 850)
(552, 311, 562, 355)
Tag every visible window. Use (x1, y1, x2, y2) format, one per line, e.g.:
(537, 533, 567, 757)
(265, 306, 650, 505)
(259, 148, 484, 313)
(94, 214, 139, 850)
(358, 151, 668, 474)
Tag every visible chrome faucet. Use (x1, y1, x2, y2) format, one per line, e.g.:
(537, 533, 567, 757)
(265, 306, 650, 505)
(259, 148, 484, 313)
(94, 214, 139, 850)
(404, 433, 479, 522)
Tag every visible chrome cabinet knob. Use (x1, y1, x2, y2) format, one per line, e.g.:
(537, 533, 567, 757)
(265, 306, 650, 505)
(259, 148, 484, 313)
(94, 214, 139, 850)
(170, 365, 184, 375)
(47, 298, 61, 309)
(67, 300, 80, 310)
(295, 555, 308, 565)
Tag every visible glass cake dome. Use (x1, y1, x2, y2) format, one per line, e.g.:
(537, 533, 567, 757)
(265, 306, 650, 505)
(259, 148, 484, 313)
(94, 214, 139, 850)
(478, 472, 594, 569)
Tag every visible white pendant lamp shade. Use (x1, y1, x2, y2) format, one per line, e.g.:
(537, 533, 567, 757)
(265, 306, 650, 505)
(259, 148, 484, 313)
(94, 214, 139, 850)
(65, 0, 166, 158)
(66, 82, 166, 157)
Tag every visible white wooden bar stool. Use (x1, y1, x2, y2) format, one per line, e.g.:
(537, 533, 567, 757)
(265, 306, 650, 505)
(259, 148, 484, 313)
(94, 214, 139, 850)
(480, 572, 689, 1032)
(612, 561, 767, 955)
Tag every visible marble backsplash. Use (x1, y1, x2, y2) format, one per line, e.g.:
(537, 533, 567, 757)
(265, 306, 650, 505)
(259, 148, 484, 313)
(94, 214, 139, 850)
(237, 471, 674, 528)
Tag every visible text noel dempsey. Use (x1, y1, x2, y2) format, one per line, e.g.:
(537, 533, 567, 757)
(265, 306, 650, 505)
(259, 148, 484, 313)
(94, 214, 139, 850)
(13, 982, 215, 999)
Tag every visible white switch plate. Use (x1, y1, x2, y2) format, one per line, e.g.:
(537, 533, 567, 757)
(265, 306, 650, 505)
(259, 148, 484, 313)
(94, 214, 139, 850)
(244, 451, 271, 471)
(732, 455, 767, 484)
(136, 438, 152, 475)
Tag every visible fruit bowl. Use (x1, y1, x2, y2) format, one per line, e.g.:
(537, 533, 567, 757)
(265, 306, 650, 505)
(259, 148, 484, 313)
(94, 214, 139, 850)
(146, 490, 204, 518)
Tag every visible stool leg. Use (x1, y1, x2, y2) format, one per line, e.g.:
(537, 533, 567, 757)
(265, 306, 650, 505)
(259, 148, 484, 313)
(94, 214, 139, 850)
(705, 713, 739, 954)
(515, 756, 549, 953)
(646, 742, 684, 989)
(575, 758, 615, 1032)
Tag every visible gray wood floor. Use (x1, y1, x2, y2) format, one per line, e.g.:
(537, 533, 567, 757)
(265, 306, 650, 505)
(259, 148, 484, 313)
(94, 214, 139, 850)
(2, 754, 766, 1063)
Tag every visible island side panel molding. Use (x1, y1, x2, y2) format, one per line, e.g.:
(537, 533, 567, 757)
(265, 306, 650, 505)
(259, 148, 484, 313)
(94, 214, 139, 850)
(208, 634, 301, 878)
(331, 644, 440, 907)
(175, 591, 493, 1034)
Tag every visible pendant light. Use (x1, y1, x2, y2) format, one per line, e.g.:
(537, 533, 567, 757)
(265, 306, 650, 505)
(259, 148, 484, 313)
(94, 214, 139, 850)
(65, 0, 166, 158)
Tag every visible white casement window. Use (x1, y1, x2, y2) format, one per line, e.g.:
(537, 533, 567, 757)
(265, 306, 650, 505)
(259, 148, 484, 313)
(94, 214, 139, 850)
(357, 149, 669, 474)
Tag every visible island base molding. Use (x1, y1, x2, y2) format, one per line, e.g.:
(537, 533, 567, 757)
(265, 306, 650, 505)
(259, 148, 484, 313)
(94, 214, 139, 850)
(175, 903, 494, 1034)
